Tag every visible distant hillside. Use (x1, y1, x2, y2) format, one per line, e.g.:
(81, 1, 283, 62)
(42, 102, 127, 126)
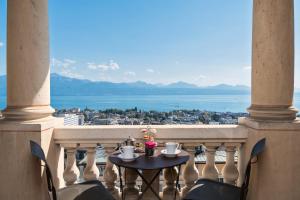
(163, 81, 199, 88)
(0, 73, 251, 96)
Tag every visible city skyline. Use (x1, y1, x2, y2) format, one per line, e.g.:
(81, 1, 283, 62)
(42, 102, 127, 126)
(0, 0, 300, 87)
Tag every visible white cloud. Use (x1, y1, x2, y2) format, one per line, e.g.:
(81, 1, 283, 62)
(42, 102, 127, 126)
(198, 75, 206, 79)
(0, 42, 3, 48)
(51, 57, 82, 79)
(87, 60, 120, 71)
(124, 71, 136, 76)
(146, 68, 155, 73)
(60, 69, 83, 79)
(87, 62, 98, 70)
(51, 58, 76, 68)
(243, 65, 251, 70)
(51, 58, 61, 66)
(64, 59, 76, 64)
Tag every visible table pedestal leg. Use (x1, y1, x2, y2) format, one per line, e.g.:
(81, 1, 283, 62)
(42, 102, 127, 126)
(141, 169, 160, 200)
(136, 169, 162, 200)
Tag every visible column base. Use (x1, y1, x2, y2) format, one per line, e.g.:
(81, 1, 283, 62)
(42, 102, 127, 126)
(2, 105, 55, 121)
(247, 104, 298, 121)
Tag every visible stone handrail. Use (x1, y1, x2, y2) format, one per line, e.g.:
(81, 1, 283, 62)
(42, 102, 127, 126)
(54, 125, 248, 199)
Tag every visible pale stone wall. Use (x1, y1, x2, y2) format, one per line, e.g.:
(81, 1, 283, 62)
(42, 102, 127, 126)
(0, 118, 64, 200)
(239, 118, 300, 200)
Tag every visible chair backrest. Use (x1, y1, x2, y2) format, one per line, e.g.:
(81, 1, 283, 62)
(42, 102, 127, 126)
(240, 138, 266, 200)
(30, 140, 57, 200)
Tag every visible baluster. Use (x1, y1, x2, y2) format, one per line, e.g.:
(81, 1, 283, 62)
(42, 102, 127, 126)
(63, 145, 80, 185)
(124, 168, 139, 200)
(237, 144, 246, 187)
(222, 144, 239, 185)
(104, 147, 119, 199)
(162, 167, 179, 200)
(83, 145, 100, 181)
(202, 143, 219, 180)
(182, 146, 199, 198)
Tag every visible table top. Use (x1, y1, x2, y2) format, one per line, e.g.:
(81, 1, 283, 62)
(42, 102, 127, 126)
(109, 150, 190, 170)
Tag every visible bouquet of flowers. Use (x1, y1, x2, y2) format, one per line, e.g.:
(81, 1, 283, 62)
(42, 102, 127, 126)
(141, 126, 157, 156)
(141, 126, 157, 141)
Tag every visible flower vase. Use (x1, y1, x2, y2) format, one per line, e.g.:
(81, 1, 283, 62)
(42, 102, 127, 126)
(145, 147, 155, 157)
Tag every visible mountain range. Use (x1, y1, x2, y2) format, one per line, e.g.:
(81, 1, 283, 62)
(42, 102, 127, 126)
(0, 73, 252, 96)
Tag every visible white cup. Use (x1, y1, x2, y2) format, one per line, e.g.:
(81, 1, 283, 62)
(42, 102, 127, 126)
(165, 142, 179, 154)
(120, 146, 134, 159)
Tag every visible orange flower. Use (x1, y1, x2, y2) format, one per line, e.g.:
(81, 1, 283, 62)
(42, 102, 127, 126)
(143, 134, 149, 140)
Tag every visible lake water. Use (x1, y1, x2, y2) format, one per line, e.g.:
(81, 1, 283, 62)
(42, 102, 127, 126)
(1, 94, 300, 113)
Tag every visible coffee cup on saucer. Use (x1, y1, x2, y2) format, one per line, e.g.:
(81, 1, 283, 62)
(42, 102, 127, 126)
(120, 146, 135, 159)
(165, 142, 179, 154)
(161, 142, 181, 158)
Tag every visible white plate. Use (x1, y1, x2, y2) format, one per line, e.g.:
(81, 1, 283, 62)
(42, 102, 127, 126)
(161, 149, 181, 158)
(117, 153, 140, 162)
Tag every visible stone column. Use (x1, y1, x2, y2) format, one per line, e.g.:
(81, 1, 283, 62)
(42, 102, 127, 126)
(248, 0, 297, 121)
(3, 0, 54, 120)
(0, 1, 64, 199)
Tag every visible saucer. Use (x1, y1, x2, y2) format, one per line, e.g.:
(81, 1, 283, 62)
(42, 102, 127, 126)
(161, 149, 181, 158)
(117, 153, 140, 162)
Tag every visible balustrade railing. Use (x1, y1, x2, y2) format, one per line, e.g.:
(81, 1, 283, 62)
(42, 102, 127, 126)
(54, 125, 248, 199)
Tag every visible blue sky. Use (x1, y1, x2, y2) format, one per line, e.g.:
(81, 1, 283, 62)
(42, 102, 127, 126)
(0, 0, 299, 87)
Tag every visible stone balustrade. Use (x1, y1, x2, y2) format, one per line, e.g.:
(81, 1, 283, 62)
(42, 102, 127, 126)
(54, 125, 247, 199)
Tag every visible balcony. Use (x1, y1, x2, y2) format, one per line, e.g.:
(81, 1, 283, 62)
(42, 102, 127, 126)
(54, 124, 248, 199)
(0, 0, 300, 200)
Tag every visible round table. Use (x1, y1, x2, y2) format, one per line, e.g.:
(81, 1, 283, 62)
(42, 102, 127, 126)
(109, 150, 190, 200)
